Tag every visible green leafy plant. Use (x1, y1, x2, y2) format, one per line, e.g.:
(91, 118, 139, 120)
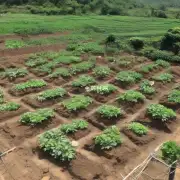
(152, 73, 173, 83)
(20, 108, 55, 125)
(147, 104, 176, 122)
(48, 68, 71, 78)
(0, 102, 20, 112)
(0, 89, 4, 104)
(118, 90, 145, 103)
(93, 66, 111, 78)
(39, 129, 76, 161)
(128, 122, 148, 136)
(94, 126, 122, 150)
(139, 80, 156, 95)
(53, 56, 81, 64)
(37, 88, 66, 102)
(115, 71, 142, 85)
(89, 84, 117, 95)
(168, 90, 180, 103)
(5, 40, 25, 49)
(25, 57, 48, 68)
(161, 141, 180, 165)
(12, 79, 47, 91)
(72, 75, 96, 88)
(62, 95, 93, 112)
(139, 64, 157, 73)
(60, 119, 88, 134)
(155, 59, 170, 68)
(97, 105, 122, 119)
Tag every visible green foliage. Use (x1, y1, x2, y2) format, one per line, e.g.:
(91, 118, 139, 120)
(89, 84, 117, 95)
(130, 37, 144, 50)
(20, 108, 55, 125)
(62, 95, 93, 112)
(155, 59, 170, 68)
(5, 40, 25, 49)
(0, 102, 20, 112)
(139, 64, 157, 73)
(72, 75, 96, 88)
(25, 57, 48, 68)
(12, 79, 47, 91)
(139, 80, 155, 95)
(115, 71, 142, 85)
(93, 66, 111, 78)
(0, 89, 4, 104)
(94, 126, 122, 150)
(54, 56, 81, 65)
(152, 73, 173, 83)
(39, 129, 75, 161)
(97, 105, 122, 119)
(168, 89, 180, 103)
(37, 88, 66, 102)
(48, 68, 71, 78)
(161, 141, 180, 165)
(128, 122, 148, 136)
(118, 90, 145, 103)
(147, 104, 176, 122)
(60, 119, 88, 134)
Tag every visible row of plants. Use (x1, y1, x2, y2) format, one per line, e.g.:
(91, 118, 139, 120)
(0, 102, 21, 112)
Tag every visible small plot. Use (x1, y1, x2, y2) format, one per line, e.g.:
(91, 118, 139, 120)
(66, 75, 96, 94)
(86, 84, 118, 103)
(86, 104, 125, 129)
(9, 79, 48, 96)
(122, 122, 156, 145)
(116, 90, 145, 114)
(55, 95, 95, 118)
(113, 71, 143, 89)
(23, 87, 68, 108)
(152, 73, 174, 84)
(53, 55, 81, 65)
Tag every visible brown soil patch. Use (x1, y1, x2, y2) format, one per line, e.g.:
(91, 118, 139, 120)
(68, 128, 91, 140)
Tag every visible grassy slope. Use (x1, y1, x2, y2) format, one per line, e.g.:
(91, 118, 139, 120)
(0, 14, 179, 37)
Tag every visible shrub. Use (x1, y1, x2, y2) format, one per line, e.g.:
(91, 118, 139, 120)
(48, 68, 71, 78)
(37, 88, 67, 102)
(0, 102, 20, 112)
(128, 122, 148, 136)
(115, 71, 142, 85)
(161, 141, 180, 164)
(12, 79, 47, 91)
(20, 108, 55, 125)
(147, 104, 176, 122)
(168, 90, 180, 103)
(60, 119, 88, 134)
(139, 80, 155, 95)
(39, 129, 76, 161)
(155, 59, 170, 68)
(118, 90, 145, 103)
(93, 66, 111, 78)
(94, 126, 122, 150)
(89, 84, 117, 95)
(130, 37, 144, 50)
(72, 75, 96, 88)
(97, 105, 122, 119)
(62, 95, 93, 112)
(5, 40, 25, 49)
(139, 64, 157, 73)
(152, 73, 173, 83)
(105, 34, 116, 45)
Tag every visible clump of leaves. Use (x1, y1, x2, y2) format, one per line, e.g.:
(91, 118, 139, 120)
(37, 88, 66, 102)
(155, 59, 170, 68)
(20, 108, 55, 125)
(139, 80, 156, 95)
(115, 71, 142, 85)
(168, 90, 180, 103)
(139, 64, 157, 73)
(161, 141, 180, 165)
(97, 105, 122, 119)
(118, 90, 145, 103)
(152, 73, 173, 83)
(89, 84, 117, 95)
(147, 104, 176, 122)
(72, 75, 96, 88)
(48, 68, 71, 78)
(0, 89, 4, 104)
(25, 57, 48, 68)
(53, 56, 81, 64)
(93, 66, 111, 78)
(39, 129, 76, 161)
(62, 95, 93, 112)
(128, 122, 148, 136)
(12, 79, 47, 91)
(60, 119, 88, 134)
(0, 102, 20, 112)
(94, 126, 122, 150)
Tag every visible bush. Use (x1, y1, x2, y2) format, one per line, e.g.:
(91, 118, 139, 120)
(153, 10, 167, 18)
(93, 66, 111, 78)
(139, 80, 155, 95)
(118, 90, 145, 103)
(5, 40, 25, 49)
(155, 59, 170, 68)
(95, 126, 122, 150)
(128, 122, 148, 136)
(161, 141, 180, 164)
(97, 105, 122, 119)
(152, 73, 173, 83)
(48, 68, 71, 78)
(0, 102, 20, 112)
(139, 64, 157, 73)
(168, 90, 180, 103)
(130, 37, 144, 50)
(54, 56, 81, 65)
(147, 104, 176, 122)
(39, 129, 76, 161)
(60, 119, 88, 134)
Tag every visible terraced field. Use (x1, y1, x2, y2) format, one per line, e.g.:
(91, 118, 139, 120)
(0, 32, 179, 180)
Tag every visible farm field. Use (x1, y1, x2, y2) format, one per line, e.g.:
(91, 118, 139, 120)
(0, 14, 179, 180)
